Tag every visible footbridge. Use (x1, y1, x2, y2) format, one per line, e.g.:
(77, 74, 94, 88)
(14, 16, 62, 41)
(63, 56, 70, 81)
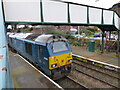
(0, 0, 120, 89)
(3, 0, 120, 30)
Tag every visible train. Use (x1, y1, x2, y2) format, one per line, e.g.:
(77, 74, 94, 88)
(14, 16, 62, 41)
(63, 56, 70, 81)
(8, 33, 73, 80)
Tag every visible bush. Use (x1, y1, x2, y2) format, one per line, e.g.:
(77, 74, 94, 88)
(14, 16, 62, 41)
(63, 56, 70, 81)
(73, 41, 81, 46)
(82, 30, 94, 36)
(112, 31, 117, 35)
(65, 35, 75, 39)
(50, 31, 75, 39)
(23, 28, 30, 32)
(87, 26, 98, 32)
(50, 32, 65, 36)
(13, 29, 21, 33)
(75, 29, 94, 37)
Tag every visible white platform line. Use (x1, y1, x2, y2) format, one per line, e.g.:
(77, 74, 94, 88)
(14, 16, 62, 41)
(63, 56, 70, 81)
(72, 54, 120, 69)
(17, 54, 64, 90)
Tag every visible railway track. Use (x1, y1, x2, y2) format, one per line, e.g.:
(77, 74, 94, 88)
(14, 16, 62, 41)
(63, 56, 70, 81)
(55, 76, 89, 89)
(72, 60, 120, 89)
(73, 61, 120, 80)
(72, 54, 120, 72)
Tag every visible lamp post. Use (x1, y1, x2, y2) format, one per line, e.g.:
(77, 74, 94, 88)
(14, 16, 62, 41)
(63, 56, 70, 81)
(78, 26, 80, 35)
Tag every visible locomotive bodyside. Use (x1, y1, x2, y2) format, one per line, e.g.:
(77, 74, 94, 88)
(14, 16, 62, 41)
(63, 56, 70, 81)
(8, 34, 73, 79)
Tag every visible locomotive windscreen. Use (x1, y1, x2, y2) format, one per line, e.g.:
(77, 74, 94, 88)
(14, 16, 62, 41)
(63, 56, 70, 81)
(51, 41, 68, 53)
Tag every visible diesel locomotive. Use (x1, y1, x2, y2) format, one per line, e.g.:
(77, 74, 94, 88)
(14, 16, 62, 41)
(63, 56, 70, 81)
(8, 33, 73, 80)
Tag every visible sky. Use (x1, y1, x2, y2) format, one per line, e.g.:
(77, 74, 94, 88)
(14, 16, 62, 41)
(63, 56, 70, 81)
(61, 0, 120, 9)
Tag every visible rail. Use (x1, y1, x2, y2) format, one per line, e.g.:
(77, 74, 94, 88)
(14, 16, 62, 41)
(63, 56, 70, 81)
(75, 68, 119, 88)
(73, 61, 120, 80)
(72, 54, 120, 72)
(67, 76, 89, 89)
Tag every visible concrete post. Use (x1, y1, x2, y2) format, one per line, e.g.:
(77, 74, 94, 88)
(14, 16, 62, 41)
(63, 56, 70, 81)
(109, 31, 111, 40)
(101, 30, 105, 53)
(117, 30, 120, 56)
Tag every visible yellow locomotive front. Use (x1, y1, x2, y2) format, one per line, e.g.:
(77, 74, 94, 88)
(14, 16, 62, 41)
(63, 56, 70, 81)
(48, 36, 73, 79)
(49, 52, 72, 70)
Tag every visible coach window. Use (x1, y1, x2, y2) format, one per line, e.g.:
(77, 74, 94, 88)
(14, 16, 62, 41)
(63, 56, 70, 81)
(25, 42, 32, 56)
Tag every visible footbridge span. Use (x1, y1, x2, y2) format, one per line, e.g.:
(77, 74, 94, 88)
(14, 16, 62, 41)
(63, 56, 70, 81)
(3, 0, 120, 30)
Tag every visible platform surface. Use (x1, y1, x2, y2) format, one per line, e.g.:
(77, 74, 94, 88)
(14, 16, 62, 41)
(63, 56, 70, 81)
(71, 46, 119, 66)
(9, 51, 58, 88)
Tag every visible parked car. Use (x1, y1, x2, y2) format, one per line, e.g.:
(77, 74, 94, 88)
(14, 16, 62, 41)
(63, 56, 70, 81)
(94, 32, 101, 37)
(73, 34, 83, 38)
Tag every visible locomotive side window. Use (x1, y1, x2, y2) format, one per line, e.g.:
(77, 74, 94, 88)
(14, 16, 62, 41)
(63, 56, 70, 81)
(51, 41, 68, 53)
(38, 46, 45, 63)
(39, 46, 43, 53)
(25, 42, 32, 56)
(10, 38, 13, 44)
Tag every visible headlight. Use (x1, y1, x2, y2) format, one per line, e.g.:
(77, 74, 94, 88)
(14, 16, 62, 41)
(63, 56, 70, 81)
(51, 64, 57, 68)
(68, 59, 72, 62)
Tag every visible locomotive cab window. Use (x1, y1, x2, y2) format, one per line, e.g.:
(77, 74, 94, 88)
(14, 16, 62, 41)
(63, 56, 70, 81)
(51, 41, 68, 53)
(25, 42, 32, 56)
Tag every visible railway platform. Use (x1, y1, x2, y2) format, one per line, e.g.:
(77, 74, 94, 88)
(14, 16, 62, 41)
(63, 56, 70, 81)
(71, 46, 119, 67)
(9, 51, 60, 88)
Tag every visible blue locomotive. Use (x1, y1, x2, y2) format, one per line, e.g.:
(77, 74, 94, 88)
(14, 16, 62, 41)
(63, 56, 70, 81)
(8, 33, 73, 80)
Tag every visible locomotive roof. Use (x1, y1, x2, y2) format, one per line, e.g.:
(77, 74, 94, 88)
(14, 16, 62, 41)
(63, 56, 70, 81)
(9, 33, 67, 43)
(25, 34, 67, 43)
(9, 33, 32, 38)
(34, 34, 67, 43)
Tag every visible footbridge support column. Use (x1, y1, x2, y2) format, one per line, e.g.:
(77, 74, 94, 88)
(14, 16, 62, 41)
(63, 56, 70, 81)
(0, 0, 13, 89)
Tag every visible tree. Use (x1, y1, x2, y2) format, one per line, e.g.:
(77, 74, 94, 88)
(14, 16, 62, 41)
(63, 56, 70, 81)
(87, 26, 98, 32)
